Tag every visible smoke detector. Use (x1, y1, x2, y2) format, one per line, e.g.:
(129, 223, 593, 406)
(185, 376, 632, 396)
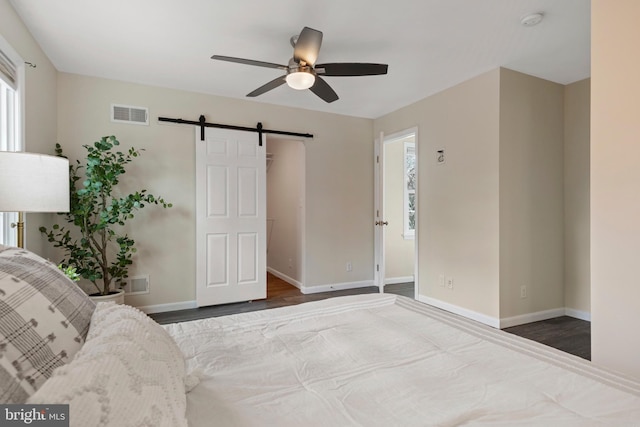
(520, 13, 544, 27)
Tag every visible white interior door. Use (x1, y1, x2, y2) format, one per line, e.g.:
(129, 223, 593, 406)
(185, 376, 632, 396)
(196, 127, 266, 306)
(374, 132, 385, 292)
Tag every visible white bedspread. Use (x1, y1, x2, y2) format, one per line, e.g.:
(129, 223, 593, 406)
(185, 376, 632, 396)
(164, 294, 640, 426)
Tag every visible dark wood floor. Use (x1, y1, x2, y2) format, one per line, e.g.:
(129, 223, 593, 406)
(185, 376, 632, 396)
(503, 316, 591, 360)
(150, 273, 413, 324)
(150, 274, 590, 360)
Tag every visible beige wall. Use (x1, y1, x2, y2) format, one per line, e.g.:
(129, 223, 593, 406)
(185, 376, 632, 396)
(564, 78, 590, 316)
(2, 0, 595, 328)
(591, 0, 640, 379)
(498, 69, 565, 318)
(375, 68, 579, 324)
(0, 0, 58, 254)
(384, 138, 414, 281)
(375, 69, 501, 319)
(56, 73, 374, 307)
(266, 138, 304, 283)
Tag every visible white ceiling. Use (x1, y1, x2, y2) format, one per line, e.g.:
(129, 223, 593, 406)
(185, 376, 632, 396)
(10, 0, 590, 119)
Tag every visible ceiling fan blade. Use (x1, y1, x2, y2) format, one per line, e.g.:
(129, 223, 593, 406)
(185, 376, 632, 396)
(211, 55, 287, 70)
(315, 63, 388, 76)
(309, 76, 339, 103)
(246, 75, 287, 97)
(293, 27, 323, 66)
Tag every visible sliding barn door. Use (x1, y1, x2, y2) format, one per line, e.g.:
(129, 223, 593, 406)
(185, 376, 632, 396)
(196, 128, 266, 306)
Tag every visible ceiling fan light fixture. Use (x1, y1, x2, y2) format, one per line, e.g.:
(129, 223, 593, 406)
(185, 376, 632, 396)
(286, 71, 315, 90)
(210, 27, 387, 102)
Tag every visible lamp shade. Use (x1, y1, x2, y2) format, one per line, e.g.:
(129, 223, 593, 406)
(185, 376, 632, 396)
(0, 152, 69, 212)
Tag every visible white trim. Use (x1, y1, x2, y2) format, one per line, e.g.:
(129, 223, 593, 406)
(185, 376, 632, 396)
(134, 292, 592, 323)
(267, 266, 303, 289)
(382, 128, 419, 145)
(418, 295, 501, 328)
(418, 294, 591, 329)
(299, 139, 306, 297)
(137, 300, 197, 314)
(301, 280, 374, 295)
(384, 276, 414, 285)
(499, 308, 566, 329)
(565, 308, 591, 321)
(413, 128, 419, 301)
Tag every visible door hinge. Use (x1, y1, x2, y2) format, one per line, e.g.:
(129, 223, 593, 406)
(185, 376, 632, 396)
(376, 210, 379, 218)
(377, 155, 379, 163)
(376, 264, 379, 272)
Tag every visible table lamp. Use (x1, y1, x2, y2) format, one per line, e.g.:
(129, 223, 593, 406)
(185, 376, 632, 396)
(0, 152, 69, 248)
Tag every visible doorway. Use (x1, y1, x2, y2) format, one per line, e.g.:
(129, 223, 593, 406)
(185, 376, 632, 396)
(265, 138, 305, 297)
(375, 129, 418, 298)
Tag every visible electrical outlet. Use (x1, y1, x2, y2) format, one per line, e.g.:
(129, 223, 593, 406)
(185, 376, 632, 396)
(439, 274, 445, 287)
(346, 262, 352, 272)
(288, 258, 293, 269)
(446, 277, 454, 289)
(520, 285, 527, 299)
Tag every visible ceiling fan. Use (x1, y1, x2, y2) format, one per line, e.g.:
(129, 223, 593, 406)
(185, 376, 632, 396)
(211, 26, 388, 103)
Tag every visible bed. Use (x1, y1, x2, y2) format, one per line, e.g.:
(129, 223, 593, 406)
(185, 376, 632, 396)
(2, 245, 640, 426)
(166, 293, 640, 426)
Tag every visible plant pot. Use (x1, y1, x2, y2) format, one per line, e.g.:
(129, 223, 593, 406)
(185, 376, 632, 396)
(89, 289, 125, 305)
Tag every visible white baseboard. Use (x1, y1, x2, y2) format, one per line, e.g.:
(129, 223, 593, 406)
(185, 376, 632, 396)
(267, 267, 303, 289)
(564, 308, 591, 321)
(499, 308, 566, 329)
(268, 266, 374, 295)
(418, 295, 590, 329)
(136, 285, 591, 324)
(419, 295, 501, 328)
(301, 280, 375, 295)
(137, 300, 197, 314)
(136, 273, 374, 314)
(384, 276, 414, 285)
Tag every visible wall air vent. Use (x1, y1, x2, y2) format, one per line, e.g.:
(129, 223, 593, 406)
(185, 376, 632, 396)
(111, 103, 149, 125)
(123, 275, 150, 295)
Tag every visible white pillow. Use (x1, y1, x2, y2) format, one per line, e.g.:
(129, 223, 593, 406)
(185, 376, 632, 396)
(0, 245, 95, 403)
(28, 302, 187, 427)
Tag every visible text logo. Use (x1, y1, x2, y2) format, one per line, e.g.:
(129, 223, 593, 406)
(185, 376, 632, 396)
(1, 405, 69, 426)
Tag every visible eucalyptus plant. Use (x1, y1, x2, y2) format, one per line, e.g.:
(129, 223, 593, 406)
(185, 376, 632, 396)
(40, 136, 172, 296)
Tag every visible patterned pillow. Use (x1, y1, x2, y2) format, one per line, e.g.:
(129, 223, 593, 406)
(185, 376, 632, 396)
(28, 302, 188, 427)
(0, 245, 95, 403)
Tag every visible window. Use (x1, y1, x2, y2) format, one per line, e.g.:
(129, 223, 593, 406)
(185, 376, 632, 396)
(403, 141, 416, 239)
(0, 39, 22, 246)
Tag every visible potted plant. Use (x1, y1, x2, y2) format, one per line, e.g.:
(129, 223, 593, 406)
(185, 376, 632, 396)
(58, 264, 81, 282)
(40, 135, 172, 302)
